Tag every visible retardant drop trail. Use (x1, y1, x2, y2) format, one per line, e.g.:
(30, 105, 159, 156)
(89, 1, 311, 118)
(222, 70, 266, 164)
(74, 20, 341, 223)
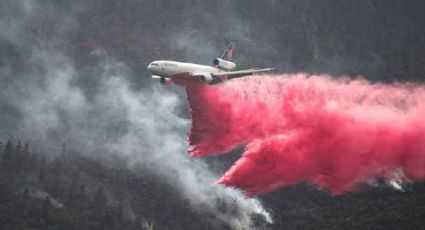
(178, 74, 425, 196)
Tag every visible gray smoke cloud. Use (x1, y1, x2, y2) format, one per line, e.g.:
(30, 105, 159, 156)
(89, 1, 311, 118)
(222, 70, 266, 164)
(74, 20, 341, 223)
(0, 0, 271, 228)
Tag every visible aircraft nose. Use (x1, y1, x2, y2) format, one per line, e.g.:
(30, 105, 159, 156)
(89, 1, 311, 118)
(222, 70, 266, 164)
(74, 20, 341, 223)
(147, 62, 158, 74)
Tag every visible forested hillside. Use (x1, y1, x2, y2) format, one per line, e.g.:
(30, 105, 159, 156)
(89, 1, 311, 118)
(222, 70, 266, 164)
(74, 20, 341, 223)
(0, 140, 260, 230)
(67, 0, 425, 81)
(1, 1, 425, 229)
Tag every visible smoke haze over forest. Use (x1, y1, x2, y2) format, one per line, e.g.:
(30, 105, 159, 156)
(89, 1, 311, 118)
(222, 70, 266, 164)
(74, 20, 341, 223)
(1, 0, 425, 229)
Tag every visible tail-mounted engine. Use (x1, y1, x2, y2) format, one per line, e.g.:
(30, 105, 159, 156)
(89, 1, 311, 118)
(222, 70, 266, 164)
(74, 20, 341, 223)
(213, 58, 236, 70)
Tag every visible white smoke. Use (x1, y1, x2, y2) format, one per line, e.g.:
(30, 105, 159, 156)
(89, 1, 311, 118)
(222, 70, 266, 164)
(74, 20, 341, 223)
(0, 0, 272, 228)
(99, 56, 272, 228)
(31, 189, 64, 209)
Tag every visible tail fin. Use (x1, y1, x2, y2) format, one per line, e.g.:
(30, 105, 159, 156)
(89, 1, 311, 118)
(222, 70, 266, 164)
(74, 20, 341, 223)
(221, 42, 235, 61)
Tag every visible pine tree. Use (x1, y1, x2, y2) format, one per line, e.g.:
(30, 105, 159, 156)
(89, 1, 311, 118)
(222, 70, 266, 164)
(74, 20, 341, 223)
(3, 139, 13, 162)
(20, 187, 30, 215)
(23, 143, 30, 161)
(15, 141, 22, 155)
(39, 158, 46, 181)
(131, 216, 142, 230)
(40, 196, 51, 221)
(28, 153, 38, 169)
(22, 187, 30, 204)
(49, 182, 60, 199)
(14, 141, 23, 164)
(79, 185, 86, 198)
(92, 188, 107, 210)
(114, 199, 125, 222)
(61, 142, 67, 156)
(23, 143, 29, 154)
(77, 184, 88, 210)
(66, 177, 78, 208)
(91, 187, 108, 222)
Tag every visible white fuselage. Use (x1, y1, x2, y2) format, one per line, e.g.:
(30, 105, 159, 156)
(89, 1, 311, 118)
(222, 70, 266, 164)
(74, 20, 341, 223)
(147, 60, 220, 79)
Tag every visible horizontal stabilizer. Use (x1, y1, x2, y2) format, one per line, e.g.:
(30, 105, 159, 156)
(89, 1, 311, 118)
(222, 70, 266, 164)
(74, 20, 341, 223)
(213, 68, 274, 79)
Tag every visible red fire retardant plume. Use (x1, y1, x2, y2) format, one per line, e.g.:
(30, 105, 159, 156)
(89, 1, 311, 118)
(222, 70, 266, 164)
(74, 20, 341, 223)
(177, 74, 425, 196)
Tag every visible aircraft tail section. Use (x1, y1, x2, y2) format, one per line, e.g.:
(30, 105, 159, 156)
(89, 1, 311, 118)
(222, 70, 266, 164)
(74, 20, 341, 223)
(221, 42, 235, 61)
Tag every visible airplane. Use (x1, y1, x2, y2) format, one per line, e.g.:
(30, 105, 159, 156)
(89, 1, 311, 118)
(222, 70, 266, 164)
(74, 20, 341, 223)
(147, 42, 274, 85)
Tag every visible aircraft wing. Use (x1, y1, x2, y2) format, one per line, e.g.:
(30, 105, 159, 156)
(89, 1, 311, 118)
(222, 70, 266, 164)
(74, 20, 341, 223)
(213, 68, 274, 79)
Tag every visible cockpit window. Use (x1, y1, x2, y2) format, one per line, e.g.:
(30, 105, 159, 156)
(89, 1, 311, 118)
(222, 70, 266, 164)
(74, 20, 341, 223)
(151, 63, 159, 66)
